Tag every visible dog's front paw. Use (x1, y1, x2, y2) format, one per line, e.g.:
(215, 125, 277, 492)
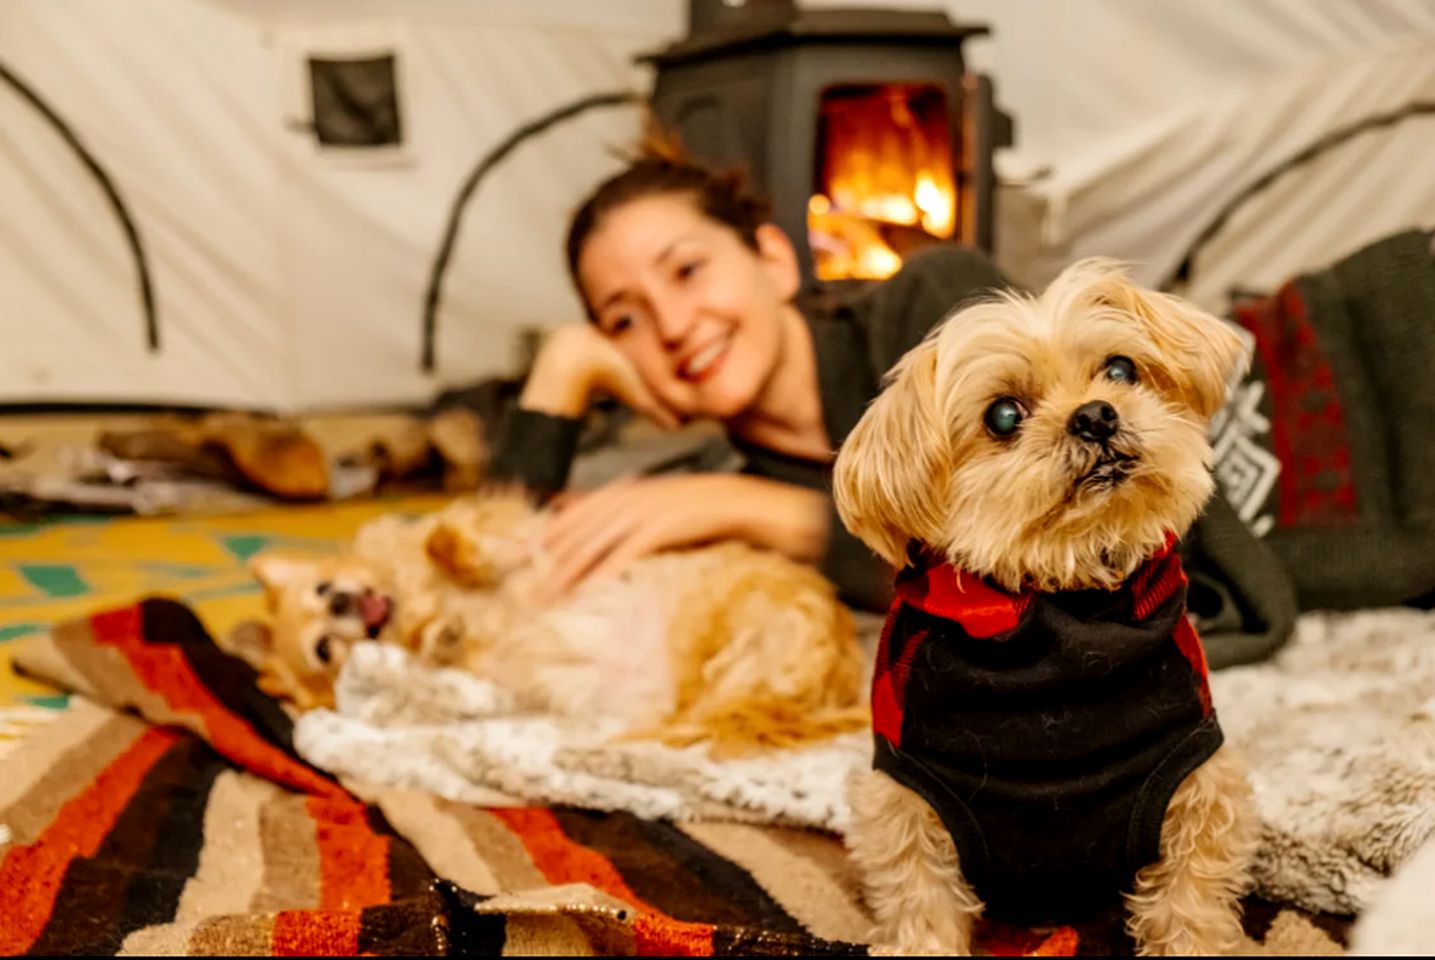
(1133, 925, 1244, 958)
(870, 926, 972, 957)
(849, 771, 980, 956)
(868, 944, 962, 957)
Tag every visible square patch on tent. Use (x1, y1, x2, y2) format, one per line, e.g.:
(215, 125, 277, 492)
(308, 54, 402, 147)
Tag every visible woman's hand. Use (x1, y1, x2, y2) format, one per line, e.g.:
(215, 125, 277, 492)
(519, 323, 680, 430)
(536, 473, 829, 602)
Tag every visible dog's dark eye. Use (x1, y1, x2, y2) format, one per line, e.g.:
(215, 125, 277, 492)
(315, 635, 334, 664)
(1104, 356, 1138, 384)
(984, 398, 1026, 438)
(315, 581, 332, 596)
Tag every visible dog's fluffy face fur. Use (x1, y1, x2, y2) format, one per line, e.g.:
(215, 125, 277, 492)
(835, 259, 1248, 592)
(250, 553, 398, 706)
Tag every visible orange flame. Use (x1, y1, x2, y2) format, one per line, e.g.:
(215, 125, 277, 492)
(808, 84, 957, 281)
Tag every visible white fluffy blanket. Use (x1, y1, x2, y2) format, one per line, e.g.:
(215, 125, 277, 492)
(294, 607, 1435, 916)
(1215, 607, 1435, 915)
(294, 643, 865, 830)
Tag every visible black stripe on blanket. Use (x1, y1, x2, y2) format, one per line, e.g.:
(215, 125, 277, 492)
(358, 890, 457, 957)
(364, 806, 440, 904)
(138, 598, 301, 756)
(552, 809, 806, 935)
(29, 737, 226, 955)
(433, 881, 509, 955)
(711, 926, 873, 956)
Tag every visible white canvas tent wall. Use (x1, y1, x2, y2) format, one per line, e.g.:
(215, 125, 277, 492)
(3, 0, 1433, 413)
(912, 0, 1435, 307)
(0, 0, 678, 411)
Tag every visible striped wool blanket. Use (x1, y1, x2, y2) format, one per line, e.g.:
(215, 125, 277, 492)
(2, 598, 1349, 955)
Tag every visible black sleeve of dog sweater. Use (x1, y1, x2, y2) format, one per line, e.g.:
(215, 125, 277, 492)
(485, 408, 582, 501)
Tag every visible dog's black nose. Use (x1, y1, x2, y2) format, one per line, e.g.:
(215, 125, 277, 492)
(328, 591, 355, 617)
(1070, 401, 1119, 443)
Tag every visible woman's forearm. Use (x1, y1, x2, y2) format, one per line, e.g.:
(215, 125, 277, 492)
(519, 347, 593, 418)
(725, 475, 830, 563)
(516, 323, 680, 429)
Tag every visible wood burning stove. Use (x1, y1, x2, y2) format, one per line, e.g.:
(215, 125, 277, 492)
(640, 0, 1011, 287)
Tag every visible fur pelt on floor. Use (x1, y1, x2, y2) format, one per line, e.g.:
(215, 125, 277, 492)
(1211, 606, 1435, 916)
(294, 605, 1435, 918)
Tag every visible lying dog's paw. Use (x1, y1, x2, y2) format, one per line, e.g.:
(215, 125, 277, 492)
(425, 523, 497, 587)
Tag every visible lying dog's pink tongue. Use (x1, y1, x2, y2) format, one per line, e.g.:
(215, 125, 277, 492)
(359, 593, 391, 631)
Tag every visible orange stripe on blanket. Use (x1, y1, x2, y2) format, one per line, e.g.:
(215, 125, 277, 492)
(975, 918, 1081, 957)
(489, 807, 655, 910)
(307, 795, 392, 912)
(1031, 926, 1081, 956)
(271, 909, 361, 956)
(0, 727, 178, 954)
(489, 808, 715, 957)
(90, 606, 340, 798)
(631, 911, 718, 957)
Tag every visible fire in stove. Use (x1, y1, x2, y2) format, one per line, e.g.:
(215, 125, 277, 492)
(808, 83, 957, 281)
(642, 2, 1007, 286)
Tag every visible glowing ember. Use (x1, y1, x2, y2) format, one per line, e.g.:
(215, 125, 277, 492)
(809, 84, 957, 281)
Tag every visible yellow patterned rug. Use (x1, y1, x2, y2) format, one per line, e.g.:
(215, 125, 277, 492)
(0, 496, 448, 718)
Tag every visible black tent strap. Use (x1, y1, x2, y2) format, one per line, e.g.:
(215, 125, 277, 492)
(1167, 100, 1435, 292)
(420, 90, 643, 373)
(0, 59, 159, 352)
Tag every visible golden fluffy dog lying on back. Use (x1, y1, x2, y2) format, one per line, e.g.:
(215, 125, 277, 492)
(249, 490, 865, 754)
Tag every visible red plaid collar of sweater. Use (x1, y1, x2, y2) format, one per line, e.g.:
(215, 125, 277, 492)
(893, 533, 1181, 640)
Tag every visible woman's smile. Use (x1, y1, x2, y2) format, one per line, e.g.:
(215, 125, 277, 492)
(678, 334, 732, 383)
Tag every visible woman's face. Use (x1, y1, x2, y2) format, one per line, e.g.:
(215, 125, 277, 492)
(576, 193, 801, 422)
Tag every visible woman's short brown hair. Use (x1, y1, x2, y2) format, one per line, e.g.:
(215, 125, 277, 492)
(565, 126, 771, 317)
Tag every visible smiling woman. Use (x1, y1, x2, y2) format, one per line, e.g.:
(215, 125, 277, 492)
(484, 136, 1011, 609)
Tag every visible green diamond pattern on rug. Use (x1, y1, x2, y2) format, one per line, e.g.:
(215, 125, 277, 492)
(0, 623, 45, 644)
(17, 564, 89, 598)
(220, 535, 274, 564)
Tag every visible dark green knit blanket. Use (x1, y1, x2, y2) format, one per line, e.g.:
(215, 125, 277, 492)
(1216, 228, 1435, 612)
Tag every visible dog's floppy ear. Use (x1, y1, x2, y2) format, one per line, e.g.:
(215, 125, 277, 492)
(1088, 261, 1249, 419)
(248, 551, 316, 608)
(834, 338, 952, 566)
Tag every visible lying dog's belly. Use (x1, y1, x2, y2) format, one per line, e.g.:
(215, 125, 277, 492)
(477, 570, 682, 726)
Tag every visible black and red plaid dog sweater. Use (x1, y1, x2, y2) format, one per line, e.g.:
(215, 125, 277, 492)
(871, 536, 1223, 923)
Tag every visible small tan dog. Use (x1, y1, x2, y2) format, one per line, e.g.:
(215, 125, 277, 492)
(833, 259, 1258, 955)
(249, 490, 865, 755)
